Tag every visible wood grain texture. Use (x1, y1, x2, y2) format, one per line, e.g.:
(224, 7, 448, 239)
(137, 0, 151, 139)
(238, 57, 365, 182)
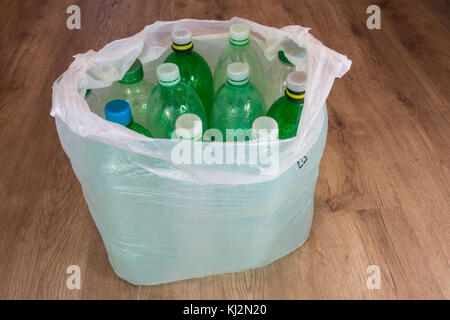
(0, 0, 448, 299)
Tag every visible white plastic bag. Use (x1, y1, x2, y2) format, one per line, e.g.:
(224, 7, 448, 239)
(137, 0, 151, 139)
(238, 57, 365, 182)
(51, 18, 350, 285)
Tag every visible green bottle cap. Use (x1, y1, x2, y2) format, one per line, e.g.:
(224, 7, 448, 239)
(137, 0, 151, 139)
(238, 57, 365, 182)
(278, 50, 294, 66)
(85, 89, 92, 97)
(118, 59, 144, 84)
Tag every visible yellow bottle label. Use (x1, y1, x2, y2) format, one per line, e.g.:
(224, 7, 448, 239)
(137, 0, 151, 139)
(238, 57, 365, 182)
(172, 42, 193, 51)
(285, 89, 305, 100)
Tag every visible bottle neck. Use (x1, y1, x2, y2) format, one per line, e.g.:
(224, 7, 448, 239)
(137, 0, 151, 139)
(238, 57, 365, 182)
(172, 41, 193, 53)
(227, 78, 249, 87)
(229, 38, 250, 47)
(285, 88, 305, 103)
(158, 78, 181, 88)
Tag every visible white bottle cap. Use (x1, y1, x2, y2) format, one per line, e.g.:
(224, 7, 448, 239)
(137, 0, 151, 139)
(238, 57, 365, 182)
(229, 24, 250, 44)
(172, 28, 192, 45)
(252, 116, 279, 140)
(287, 71, 307, 93)
(175, 113, 203, 140)
(227, 62, 249, 85)
(157, 63, 180, 86)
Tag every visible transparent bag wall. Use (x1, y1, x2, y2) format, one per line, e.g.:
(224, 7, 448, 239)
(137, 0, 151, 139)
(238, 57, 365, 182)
(56, 108, 327, 285)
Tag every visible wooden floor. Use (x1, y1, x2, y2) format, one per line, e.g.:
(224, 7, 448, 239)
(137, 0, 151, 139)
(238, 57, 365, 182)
(0, 0, 449, 300)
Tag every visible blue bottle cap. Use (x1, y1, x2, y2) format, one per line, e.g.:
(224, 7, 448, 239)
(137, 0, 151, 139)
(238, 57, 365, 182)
(104, 100, 132, 127)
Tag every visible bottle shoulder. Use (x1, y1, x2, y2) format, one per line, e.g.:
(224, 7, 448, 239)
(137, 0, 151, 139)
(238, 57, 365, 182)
(107, 80, 153, 103)
(217, 43, 259, 60)
(149, 83, 204, 106)
(112, 78, 153, 92)
(166, 50, 211, 69)
(214, 82, 265, 106)
(215, 44, 265, 78)
(268, 96, 303, 114)
(190, 50, 209, 64)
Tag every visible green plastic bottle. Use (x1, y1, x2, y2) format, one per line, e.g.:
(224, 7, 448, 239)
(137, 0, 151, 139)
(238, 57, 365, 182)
(164, 28, 214, 120)
(267, 71, 307, 139)
(107, 59, 154, 127)
(265, 51, 294, 109)
(146, 63, 207, 139)
(210, 62, 266, 141)
(104, 99, 152, 138)
(214, 24, 266, 97)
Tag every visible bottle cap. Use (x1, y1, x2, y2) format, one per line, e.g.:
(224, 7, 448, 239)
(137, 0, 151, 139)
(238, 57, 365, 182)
(229, 24, 250, 45)
(227, 62, 249, 86)
(118, 59, 144, 84)
(252, 116, 279, 140)
(175, 113, 203, 140)
(287, 71, 307, 93)
(172, 28, 192, 45)
(85, 89, 92, 97)
(157, 63, 181, 86)
(104, 100, 132, 127)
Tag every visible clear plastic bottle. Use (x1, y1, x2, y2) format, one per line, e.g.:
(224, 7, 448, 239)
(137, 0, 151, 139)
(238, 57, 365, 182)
(175, 113, 203, 141)
(85, 89, 104, 118)
(265, 41, 307, 108)
(214, 24, 265, 97)
(210, 62, 266, 141)
(146, 63, 207, 139)
(267, 71, 306, 139)
(164, 28, 214, 120)
(104, 99, 152, 138)
(107, 59, 154, 127)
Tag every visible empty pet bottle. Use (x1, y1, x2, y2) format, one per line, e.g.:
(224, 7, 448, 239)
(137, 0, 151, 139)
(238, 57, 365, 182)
(265, 41, 307, 108)
(210, 62, 266, 141)
(267, 71, 306, 139)
(104, 99, 152, 138)
(164, 28, 214, 119)
(146, 63, 207, 139)
(214, 24, 265, 97)
(107, 59, 154, 127)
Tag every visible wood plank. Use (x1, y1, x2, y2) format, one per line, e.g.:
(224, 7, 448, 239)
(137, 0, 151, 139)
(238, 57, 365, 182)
(0, 0, 448, 299)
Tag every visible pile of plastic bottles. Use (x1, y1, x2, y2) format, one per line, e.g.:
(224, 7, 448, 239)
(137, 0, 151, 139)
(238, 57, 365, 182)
(85, 24, 308, 141)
